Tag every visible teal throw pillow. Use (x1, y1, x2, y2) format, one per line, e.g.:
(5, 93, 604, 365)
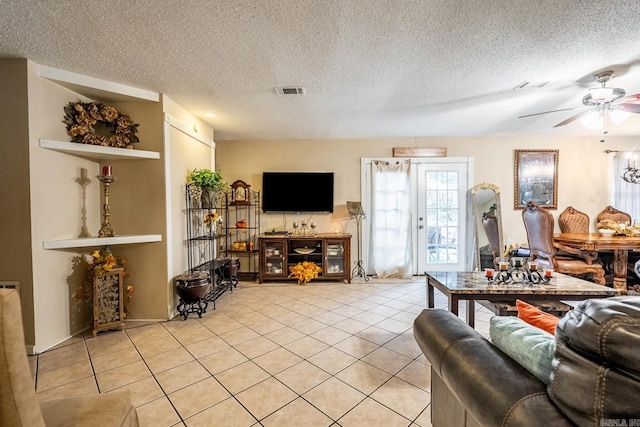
(489, 316, 556, 384)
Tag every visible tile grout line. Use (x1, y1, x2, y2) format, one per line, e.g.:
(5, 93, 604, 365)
(161, 319, 263, 426)
(124, 323, 189, 424)
(83, 336, 102, 393)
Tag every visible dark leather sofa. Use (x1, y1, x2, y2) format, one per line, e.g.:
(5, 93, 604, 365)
(413, 297, 640, 427)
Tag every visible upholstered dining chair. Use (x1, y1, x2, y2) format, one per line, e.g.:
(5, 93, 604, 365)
(596, 205, 638, 281)
(482, 213, 501, 268)
(522, 201, 605, 285)
(596, 205, 632, 225)
(558, 206, 590, 233)
(555, 206, 600, 264)
(0, 289, 139, 427)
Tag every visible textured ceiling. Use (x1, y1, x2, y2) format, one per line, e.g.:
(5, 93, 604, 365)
(2, 0, 640, 141)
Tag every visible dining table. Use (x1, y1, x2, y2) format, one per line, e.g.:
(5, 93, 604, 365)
(554, 232, 640, 293)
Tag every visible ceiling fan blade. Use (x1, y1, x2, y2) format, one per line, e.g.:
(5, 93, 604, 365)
(619, 103, 640, 114)
(518, 106, 585, 119)
(553, 110, 592, 127)
(620, 93, 640, 102)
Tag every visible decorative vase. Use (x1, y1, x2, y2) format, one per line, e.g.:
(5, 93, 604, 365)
(188, 185, 202, 208)
(224, 258, 240, 278)
(201, 188, 218, 208)
(175, 272, 211, 303)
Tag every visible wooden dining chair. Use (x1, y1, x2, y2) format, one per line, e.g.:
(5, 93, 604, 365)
(596, 205, 634, 278)
(596, 205, 632, 225)
(556, 206, 600, 265)
(522, 201, 605, 285)
(558, 206, 590, 233)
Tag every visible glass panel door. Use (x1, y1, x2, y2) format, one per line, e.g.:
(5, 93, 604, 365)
(262, 240, 286, 278)
(324, 240, 346, 277)
(417, 163, 468, 272)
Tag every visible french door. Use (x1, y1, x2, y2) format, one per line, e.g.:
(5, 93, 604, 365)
(361, 158, 472, 276)
(417, 162, 470, 273)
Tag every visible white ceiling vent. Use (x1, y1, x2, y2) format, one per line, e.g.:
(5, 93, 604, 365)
(275, 86, 305, 95)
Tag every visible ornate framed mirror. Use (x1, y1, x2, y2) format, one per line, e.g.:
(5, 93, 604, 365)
(471, 182, 504, 271)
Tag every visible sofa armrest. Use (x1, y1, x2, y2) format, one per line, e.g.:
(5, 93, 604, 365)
(414, 309, 571, 427)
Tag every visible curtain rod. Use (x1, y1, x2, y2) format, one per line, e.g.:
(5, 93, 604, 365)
(605, 150, 640, 153)
(373, 159, 410, 165)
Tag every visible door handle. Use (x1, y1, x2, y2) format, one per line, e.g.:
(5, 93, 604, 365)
(418, 225, 424, 229)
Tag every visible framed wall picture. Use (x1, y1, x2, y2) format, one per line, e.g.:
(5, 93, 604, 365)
(514, 149, 559, 209)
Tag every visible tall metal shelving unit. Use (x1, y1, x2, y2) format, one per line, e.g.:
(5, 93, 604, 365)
(184, 184, 220, 276)
(222, 188, 260, 280)
(179, 185, 236, 315)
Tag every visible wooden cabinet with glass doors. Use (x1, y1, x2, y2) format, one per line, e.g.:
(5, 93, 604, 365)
(259, 238, 288, 282)
(258, 234, 351, 283)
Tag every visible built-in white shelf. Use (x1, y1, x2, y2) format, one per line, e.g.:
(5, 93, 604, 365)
(43, 234, 162, 250)
(38, 64, 160, 103)
(40, 139, 160, 160)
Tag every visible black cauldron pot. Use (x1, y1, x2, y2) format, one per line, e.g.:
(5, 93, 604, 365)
(224, 258, 240, 278)
(175, 272, 211, 303)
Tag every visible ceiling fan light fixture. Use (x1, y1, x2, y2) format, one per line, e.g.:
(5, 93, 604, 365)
(589, 87, 614, 102)
(580, 111, 604, 130)
(580, 109, 630, 130)
(520, 69, 640, 134)
(610, 109, 631, 125)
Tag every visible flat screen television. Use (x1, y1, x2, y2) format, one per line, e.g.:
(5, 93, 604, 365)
(262, 172, 334, 213)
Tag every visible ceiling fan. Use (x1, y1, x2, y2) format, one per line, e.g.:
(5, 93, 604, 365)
(518, 70, 640, 134)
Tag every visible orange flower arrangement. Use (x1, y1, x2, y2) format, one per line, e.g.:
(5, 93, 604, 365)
(289, 261, 322, 285)
(89, 248, 118, 276)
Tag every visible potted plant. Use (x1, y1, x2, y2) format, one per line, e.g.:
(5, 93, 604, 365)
(188, 168, 227, 208)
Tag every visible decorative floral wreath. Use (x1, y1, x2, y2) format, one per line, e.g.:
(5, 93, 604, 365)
(63, 101, 140, 148)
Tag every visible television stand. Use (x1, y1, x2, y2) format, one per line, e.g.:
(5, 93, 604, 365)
(258, 233, 351, 283)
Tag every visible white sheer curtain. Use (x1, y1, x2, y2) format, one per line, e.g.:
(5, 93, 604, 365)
(611, 152, 640, 221)
(370, 160, 412, 278)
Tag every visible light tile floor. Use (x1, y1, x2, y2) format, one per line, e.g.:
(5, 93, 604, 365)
(31, 276, 493, 427)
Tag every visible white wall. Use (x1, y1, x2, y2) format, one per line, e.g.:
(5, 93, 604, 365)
(27, 60, 100, 351)
(217, 135, 640, 265)
(4, 60, 215, 352)
(162, 95, 215, 317)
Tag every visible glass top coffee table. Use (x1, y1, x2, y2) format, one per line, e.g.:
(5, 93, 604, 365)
(426, 271, 620, 327)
